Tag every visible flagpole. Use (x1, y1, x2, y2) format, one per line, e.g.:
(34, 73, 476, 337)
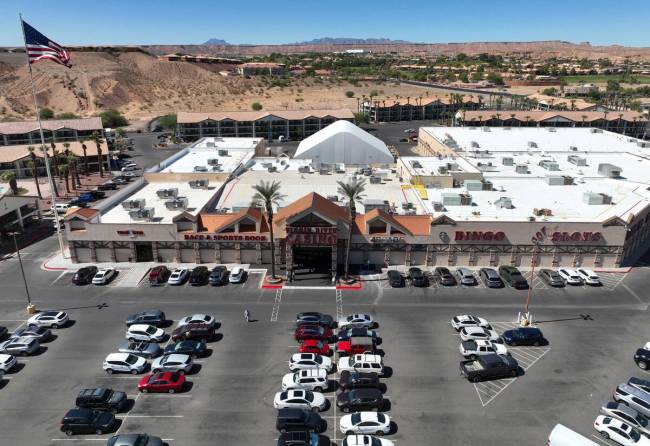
(19, 13, 66, 259)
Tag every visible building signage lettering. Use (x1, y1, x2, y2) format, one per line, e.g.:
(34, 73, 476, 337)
(183, 234, 267, 241)
(549, 231, 602, 242)
(454, 229, 603, 243)
(286, 226, 337, 234)
(455, 231, 506, 241)
(286, 233, 337, 245)
(117, 230, 144, 236)
(370, 236, 404, 243)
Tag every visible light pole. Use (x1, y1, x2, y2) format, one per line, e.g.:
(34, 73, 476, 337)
(8, 231, 36, 314)
(522, 238, 540, 325)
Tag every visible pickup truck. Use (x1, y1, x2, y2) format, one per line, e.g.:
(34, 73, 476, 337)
(459, 340, 508, 359)
(460, 354, 519, 382)
(336, 337, 376, 357)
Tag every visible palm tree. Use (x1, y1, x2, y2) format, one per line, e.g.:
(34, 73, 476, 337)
(60, 164, 70, 195)
(26, 146, 42, 199)
(0, 171, 18, 195)
(67, 153, 81, 189)
(50, 142, 60, 178)
(251, 180, 286, 280)
(92, 131, 105, 177)
(337, 178, 366, 281)
(80, 140, 89, 175)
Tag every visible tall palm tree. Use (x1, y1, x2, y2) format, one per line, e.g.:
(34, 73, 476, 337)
(80, 140, 89, 175)
(67, 153, 81, 189)
(26, 146, 42, 199)
(251, 180, 286, 280)
(60, 164, 70, 195)
(92, 131, 105, 177)
(50, 142, 60, 178)
(337, 178, 366, 281)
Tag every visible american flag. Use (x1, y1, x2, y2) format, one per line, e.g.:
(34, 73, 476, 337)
(22, 20, 71, 68)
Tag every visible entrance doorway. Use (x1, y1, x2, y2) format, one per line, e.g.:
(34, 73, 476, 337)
(135, 243, 154, 262)
(293, 246, 332, 273)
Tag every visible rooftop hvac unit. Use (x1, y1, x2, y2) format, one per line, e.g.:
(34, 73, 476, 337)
(411, 161, 423, 169)
(165, 197, 188, 210)
(470, 141, 480, 148)
(122, 198, 145, 210)
(590, 128, 603, 133)
(569, 146, 578, 151)
(327, 195, 339, 202)
(567, 155, 587, 166)
(539, 160, 560, 171)
(562, 176, 574, 185)
(502, 157, 514, 166)
(335, 163, 345, 173)
(638, 141, 649, 148)
(533, 208, 553, 217)
(363, 199, 390, 213)
(547, 127, 557, 132)
(482, 127, 491, 132)
(298, 165, 312, 173)
(438, 166, 448, 174)
(268, 166, 277, 173)
(319, 167, 330, 175)
(206, 142, 215, 148)
(598, 163, 622, 178)
(464, 180, 483, 191)
(544, 175, 565, 185)
(401, 202, 414, 210)
(583, 192, 612, 205)
(156, 188, 178, 199)
(433, 202, 444, 212)
(211, 165, 222, 172)
(369, 176, 382, 184)
(129, 207, 155, 221)
(515, 164, 529, 174)
(207, 158, 220, 166)
(527, 141, 537, 148)
(482, 180, 493, 191)
(441, 193, 471, 206)
(189, 179, 209, 189)
(193, 166, 208, 172)
(218, 149, 229, 156)
(495, 197, 513, 209)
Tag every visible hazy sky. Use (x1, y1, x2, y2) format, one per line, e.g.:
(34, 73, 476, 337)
(1, 0, 649, 47)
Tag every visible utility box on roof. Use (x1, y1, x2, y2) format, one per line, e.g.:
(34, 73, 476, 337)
(567, 155, 587, 166)
(464, 180, 483, 191)
(598, 163, 622, 178)
(583, 192, 612, 205)
(545, 175, 565, 185)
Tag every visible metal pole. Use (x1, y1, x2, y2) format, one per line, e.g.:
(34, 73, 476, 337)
(11, 233, 32, 308)
(19, 13, 66, 259)
(524, 241, 538, 314)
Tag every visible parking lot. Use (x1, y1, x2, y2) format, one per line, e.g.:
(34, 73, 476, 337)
(0, 237, 649, 445)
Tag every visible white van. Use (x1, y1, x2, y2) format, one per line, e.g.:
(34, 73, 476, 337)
(53, 203, 70, 214)
(547, 424, 598, 446)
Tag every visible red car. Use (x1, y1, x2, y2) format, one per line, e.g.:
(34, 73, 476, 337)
(336, 337, 376, 357)
(298, 340, 331, 356)
(138, 371, 185, 393)
(294, 325, 333, 342)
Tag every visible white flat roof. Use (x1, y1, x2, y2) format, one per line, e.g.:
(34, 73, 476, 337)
(160, 137, 259, 173)
(101, 180, 223, 224)
(400, 156, 481, 176)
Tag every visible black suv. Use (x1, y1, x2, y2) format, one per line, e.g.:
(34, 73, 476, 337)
(209, 266, 228, 286)
(189, 266, 209, 286)
(502, 327, 545, 346)
(276, 408, 323, 433)
(386, 270, 403, 288)
(171, 323, 214, 342)
(408, 267, 427, 287)
(338, 371, 380, 390)
(336, 388, 385, 413)
(75, 388, 127, 413)
(434, 267, 457, 286)
(635, 345, 650, 370)
(296, 312, 336, 329)
(72, 266, 98, 285)
(498, 265, 529, 289)
(277, 431, 320, 446)
(60, 408, 115, 436)
(125, 310, 166, 327)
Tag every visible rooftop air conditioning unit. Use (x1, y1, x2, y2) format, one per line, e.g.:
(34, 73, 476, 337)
(156, 188, 178, 198)
(590, 128, 603, 133)
(433, 202, 444, 212)
(207, 158, 220, 165)
(194, 166, 208, 172)
(638, 141, 649, 148)
(165, 197, 188, 210)
(327, 195, 339, 202)
(298, 166, 311, 173)
(569, 146, 578, 151)
(189, 179, 209, 189)
(527, 141, 537, 148)
(547, 127, 557, 132)
(122, 198, 145, 210)
(370, 176, 382, 184)
(129, 207, 155, 221)
(470, 141, 479, 148)
(402, 202, 414, 210)
(206, 142, 215, 148)
(218, 149, 228, 156)
(482, 127, 491, 132)
(268, 166, 277, 173)
(502, 157, 514, 166)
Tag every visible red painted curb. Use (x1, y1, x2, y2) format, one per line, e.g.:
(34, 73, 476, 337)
(261, 284, 284, 289)
(336, 277, 363, 290)
(41, 253, 67, 271)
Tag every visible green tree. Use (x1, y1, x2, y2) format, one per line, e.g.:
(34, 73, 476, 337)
(486, 72, 504, 85)
(92, 132, 105, 177)
(158, 114, 177, 130)
(251, 180, 286, 280)
(251, 102, 263, 111)
(0, 171, 18, 195)
(56, 112, 79, 119)
(80, 140, 89, 175)
(116, 128, 127, 138)
(39, 107, 54, 120)
(542, 87, 558, 96)
(60, 164, 70, 195)
(353, 112, 370, 125)
(27, 146, 42, 199)
(337, 178, 366, 280)
(345, 91, 355, 98)
(99, 109, 128, 128)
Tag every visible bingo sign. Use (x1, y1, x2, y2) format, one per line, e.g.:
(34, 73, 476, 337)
(286, 226, 337, 245)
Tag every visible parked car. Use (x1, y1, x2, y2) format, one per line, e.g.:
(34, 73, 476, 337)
(600, 401, 650, 437)
(54, 203, 70, 214)
(296, 312, 336, 329)
(451, 314, 491, 331)
(336, 388, 385, 413)
(103, 353, 147, 375)
(282, 369, 328, 392)
(11, 325, 51, 342)
(577, 268, 602, 286)
(171, 323, 214, 343)
(273, 389, 327, 412)
(479, 268, 504, 288)
(148, 266, 170, 285)
(336, 337, 377, 357)
(77, 192, 96, 203)
(0, 337, 40, 356)
(459, 339, 508, 359)
(340, 412, 391, 436)
(189, 266, 209, 286)
(151, 353, 193, 374)
(277, 431, 320, 446)
(126, 310, 166, 327)
(434, 267, 457, 286)
(125, 324, 165, 343)
(229, 266, 246, 283)
(342, 435, 394, 446)
(118, 341, 162, 359)
(614, 384, 650, 418)
(593, 415, 649, 445)
(635, 343, 650, 370)
(539, 269, 565, 287)
(628, 377, 650, 395)
(456, 268, 477, 286)
(499, 265, 528, 289)
(339, 371, 380, 390)
(92, 268, 118, 285)
(558, 268, 583, 285)
(111, 177, 128, 185)
(106, 434, 164, 446)
(60, 408, 115, 436)
(75, 388, 128, 414)
(338, 354, 384, 376)
(72, 266, 98, 285)
(294, 325, 333, 342)
(67, 198, 88, 208)
(298, 340, 331, 356)
(177, 314, 215, 328)
(0, 326, 6, 339)
(338, 328, 382, 345)
(97, 182, 118, 191)
(460, 354, 520, 382)
(502, 327, 545, 346)
(164, 340, 207, 358)
(459, 327, 501, 343)
(138, 371, 185, 393)
(89, 190, 106, 199)
(289, 353, 333, 372)
(208, 266, 229, 286)
(276, 408, 323, 433)
(167, 268, 189, 285)
(28, 311, 69, 328)
(338, 314, 376, 330)
(386, 270, 403, 287)
(408, 267, 427, 287)
(0, 354, 16, 372)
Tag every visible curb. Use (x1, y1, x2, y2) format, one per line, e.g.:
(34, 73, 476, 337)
(41, 253, 67, 271)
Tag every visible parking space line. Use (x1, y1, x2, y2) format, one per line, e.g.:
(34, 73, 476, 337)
(51, 439, 175, 443)
(335, 289, 343, 322)
(591, 434, 613, 446)
(270, 289, 282, 322)
(115, 414, 184, 418)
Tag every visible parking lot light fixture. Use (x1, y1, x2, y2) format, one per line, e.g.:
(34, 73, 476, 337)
(8, 231, 36, 314)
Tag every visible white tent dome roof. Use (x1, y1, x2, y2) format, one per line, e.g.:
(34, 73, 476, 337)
(294, 120, 394, 165)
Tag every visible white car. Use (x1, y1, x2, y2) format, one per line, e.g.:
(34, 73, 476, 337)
(126, 324, 166, 342)
(167, 268, 189, 285)
(273, 389, 327, 411)
(340, 412, 391, 435)
(0, 354, 17, 372)
(558, 268, 583, 285)
(289, 353, 333, 372)
(342, 435, 395, 446)
(281, 369, 328, 392)
(103, 352, 147, 375)
(450, 315, 491, 331)
(459, 339, 508, 358)
(338, 354, 384, 376)
(176, 314, 215, 328)
(152, 353, 193, 374)
(338, 314, 376, 330)
(459, 326, 501, 343)
(229, 267, 246, 283)
(594, 415, 650, 445)
(92, 268, 117, 285)
(577, 268, 601, 286)
(27, 311, 69, 328)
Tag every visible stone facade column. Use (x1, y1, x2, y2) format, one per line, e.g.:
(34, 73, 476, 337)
(284, 242, 292, 274)
(68, 242, 78, 263)
(194, 242, 200, 263)
(152, 242, 159, 262)
(110, 242, 117, 262)
(331, 242, 338, 276)
(129, 241, 136, 263)
(214, 243, 222, 264)
(256, 243, 262, 264)
(384, 247, 391, 266)
(174, 242, 182, 263)
(235, 243, 241, 264)
(90, 241, 97, 263)
(405, 245, 412, 266)
(425, 245, 433, 266)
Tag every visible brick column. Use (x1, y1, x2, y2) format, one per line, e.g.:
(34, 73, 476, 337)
(90, 242, 97, 263)
(68, 242, 78, 263)
(152, 242, 159, 262)
(129, 241, 136, 263)
(214, 243, 222, 264)
(256, 243, 262, 264)
(284, 242, 292, 274)
(175, 242, 181, 263)
(235, 243, 241, 263)
(110, 242, 117, 262)
(194, 242, 200, 263)
(384, 247, 391, 266)
(425, 245, 433, 266)
(331, 243, 338, 276)
(405, 245, 412, 266)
